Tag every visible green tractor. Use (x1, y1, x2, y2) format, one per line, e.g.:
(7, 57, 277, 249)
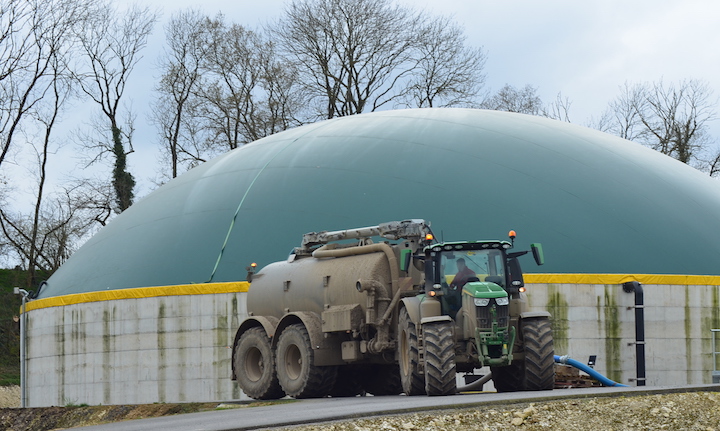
(398, 233, 554, 395)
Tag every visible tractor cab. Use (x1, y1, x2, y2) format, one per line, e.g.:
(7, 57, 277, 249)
(423, 240, 513, 317)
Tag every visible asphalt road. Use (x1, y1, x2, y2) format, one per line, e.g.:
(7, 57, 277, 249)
(74, 385, 720, 431)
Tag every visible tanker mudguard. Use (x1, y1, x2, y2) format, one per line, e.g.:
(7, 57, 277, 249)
(236, 315, 280, 339)
(231, 315, 279, 380)
(274, 311, 344, 366)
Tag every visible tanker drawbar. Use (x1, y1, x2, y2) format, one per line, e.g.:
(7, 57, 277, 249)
(232, 219, 554, 398)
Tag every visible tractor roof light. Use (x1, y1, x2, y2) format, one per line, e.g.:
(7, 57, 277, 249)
(425, 233, 434, 241)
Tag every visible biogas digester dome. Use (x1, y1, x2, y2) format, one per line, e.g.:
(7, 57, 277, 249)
(40, 109, 720, 298)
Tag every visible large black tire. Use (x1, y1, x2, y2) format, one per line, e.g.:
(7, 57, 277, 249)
(491, 318, 554, 392)
(397, 308, 425, 395)
(522, 318, 555, 390)
(329, 365, 365, 397)
(276, 324, 337, 398)
(362, 364, 403, 395)
(423, 321, 457, 396)
(234, 327, 285, 400)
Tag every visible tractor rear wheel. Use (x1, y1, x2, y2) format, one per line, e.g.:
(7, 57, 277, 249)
(276, 324, 337, 398)
(398, 308, 425, 395)
(423, 321, 457, 396)
(522, 318, 555, 390)
(234, 327, 285, 400)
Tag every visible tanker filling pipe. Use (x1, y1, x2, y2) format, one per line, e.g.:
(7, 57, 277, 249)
(357, 279, 392, 353)
(555, 355, 628, 387)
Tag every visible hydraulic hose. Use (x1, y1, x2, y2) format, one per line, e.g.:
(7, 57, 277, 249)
(555, 355, 628, 387)
(457, 372, 493, 392)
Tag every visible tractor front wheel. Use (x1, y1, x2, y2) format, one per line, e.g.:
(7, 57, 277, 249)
(522, 318, 555, 390)
(423, 321, 457, 396)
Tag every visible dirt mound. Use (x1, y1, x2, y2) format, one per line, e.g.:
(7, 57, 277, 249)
(0, 402, 223, 431)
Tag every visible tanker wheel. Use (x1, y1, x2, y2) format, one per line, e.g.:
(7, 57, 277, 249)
(398, 308, 425, 395)
(276, 323, 337, 398)
(234, 326, 285, 400)
(329, 365, 365, 397)
(362, 364, 403, 395)
(522, 318, 555, 390)
(423, 321, 457, 396)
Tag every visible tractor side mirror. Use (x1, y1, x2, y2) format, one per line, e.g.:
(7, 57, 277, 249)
(400, 249, 412, 272)
(531, 243, 544, 266)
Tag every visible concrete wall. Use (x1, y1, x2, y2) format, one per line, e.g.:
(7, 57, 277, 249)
(22, 278, 720, 407)
(24, 285, 249, 407)
(526, 280, 720, 387)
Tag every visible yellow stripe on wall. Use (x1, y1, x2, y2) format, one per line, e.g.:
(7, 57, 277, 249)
(23, 282, 250, 313)
(22, 274, 720, 313)
(524, 273, 720, 286)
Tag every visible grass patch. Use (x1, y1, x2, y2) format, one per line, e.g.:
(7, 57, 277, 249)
(0, 365, 19, 386)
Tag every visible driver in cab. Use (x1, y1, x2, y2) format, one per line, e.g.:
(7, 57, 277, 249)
(449, 258, 475, 290)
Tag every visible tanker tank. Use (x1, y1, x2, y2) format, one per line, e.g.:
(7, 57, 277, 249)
(247, 248, 392, 318)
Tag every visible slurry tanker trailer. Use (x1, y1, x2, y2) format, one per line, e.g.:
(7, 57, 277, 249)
(232, 219, 553, 398)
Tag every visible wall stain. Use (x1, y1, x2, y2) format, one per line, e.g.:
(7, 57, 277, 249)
(685, 286, 693, 384)
(546, 284, 568, 354)
(56, 310, 65, 404)
(603, 285, 622, 383)
(701, 285, 720, 381)
(158, 301, 166, 403)
(103, 309, 111, 404)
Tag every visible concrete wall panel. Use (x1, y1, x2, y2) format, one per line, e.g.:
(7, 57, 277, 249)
(22, 281, 720, 406)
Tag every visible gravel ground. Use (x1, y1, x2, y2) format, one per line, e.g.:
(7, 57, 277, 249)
(2, 387, 719, 430)
(276, 392, 720, 431)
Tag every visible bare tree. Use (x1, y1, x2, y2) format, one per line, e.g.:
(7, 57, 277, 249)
(197, 16, 304, 150)
(151, 9, 209, 179)
(75, 2, 157, 212)
(482, 84, 543, 115)
(0, 186, 101, 278)
(406, 16, 486, 108)
(542, 92, 572, 122)
(599, 79, 716, 168)
(0, 0, 88, 170)
(272, 0, 422, 119)
(154, 12, 304, 177)
(637, 80, 715, 164)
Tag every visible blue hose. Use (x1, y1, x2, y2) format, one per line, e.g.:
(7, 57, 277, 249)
(555, 355, 628, 387)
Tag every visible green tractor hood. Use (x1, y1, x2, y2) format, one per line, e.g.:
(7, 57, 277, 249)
(463, 281, 507, 298)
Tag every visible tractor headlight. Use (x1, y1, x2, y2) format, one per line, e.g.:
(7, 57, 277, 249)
(473, 298, 490, 307)
(495, 297, 509, 306)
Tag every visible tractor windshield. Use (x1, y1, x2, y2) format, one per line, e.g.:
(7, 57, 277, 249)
(440, 249, 506, 289)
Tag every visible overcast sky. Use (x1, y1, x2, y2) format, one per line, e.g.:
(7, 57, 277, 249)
(128, 0, 720, 124)
(11, 0, 720, 206)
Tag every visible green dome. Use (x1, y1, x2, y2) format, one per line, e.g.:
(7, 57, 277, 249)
(38, 108, 720, 298)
